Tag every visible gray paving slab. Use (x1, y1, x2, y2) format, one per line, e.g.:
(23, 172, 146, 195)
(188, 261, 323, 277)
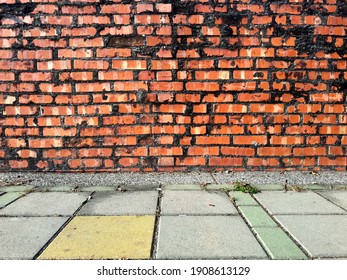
(332, 184, 347, 190)
(156, 216, 267, 259)
(0, 217, 68, 259)
(123, 184, 160, 190)
(275, 215, 347, 258)
(34, 185, 76, 192)
(318, 191, 347, 210)
(0, 192, 24, 208)
(300, 184, 327, 190)
(0, 192, 90, 217)
(0, 185, 35, 192)
(255, 191, 346, 215)
(78, 191, 158, 215)
(161, 190, 238, 215)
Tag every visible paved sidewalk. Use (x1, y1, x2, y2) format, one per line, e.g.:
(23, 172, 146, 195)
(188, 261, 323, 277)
(0, 173, 347, 260)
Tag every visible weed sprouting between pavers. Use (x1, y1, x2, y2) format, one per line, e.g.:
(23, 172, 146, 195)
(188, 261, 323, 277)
(233, 182, 260, 194)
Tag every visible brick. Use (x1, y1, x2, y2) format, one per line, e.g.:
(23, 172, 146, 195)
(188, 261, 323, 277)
(152, 60, 177, 70)
(210, 157, 243, 166)
(18, 50, 52, 60)
(112, 60, 146, 69)
(196, 136, 230, 145)
(61, 5, 96, 14)
(19, 72, 52, 82)
(78, 16, 110, 25)
(96, 48, 131, 58)
(69, 38, 104, 48)
(29, 139, 63, 148)
(184, 60, 214, 69)
(75, 83, 110, 92)
(186, 82, 219, 91)
(100, 4, 132, 14)
(37, 60, 71, 70)
(150, 82, 183, 91)
(233, 136, 268, 145)
(40, 16, 73, 25)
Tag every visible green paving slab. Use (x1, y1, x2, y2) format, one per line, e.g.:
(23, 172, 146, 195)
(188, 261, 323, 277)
(251, 184, 284, 191)
(238, 206, 278, 228)
(38, 216, 155, 260)
(162, 184, 202, 190)
(205, 184, 234, 190)
(253, 227, 308, 260)
(78, 186, 119, 192)
(0, 185, 35, 192)
(0, 192, 24, 208)
(229, 192, 259, 206)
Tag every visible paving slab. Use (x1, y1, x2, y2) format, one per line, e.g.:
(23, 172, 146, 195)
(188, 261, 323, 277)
(255, 191, 346, 215)
(156, 216, 267, 259)
(34, 185, 76, 192)
(318, 191, 347, 210)
(205, 184, 233, 190)
(251, 184, 283, 191)
(229, 192, 259, 206)
(299, 184, 327, 190)
(123, 184, 160, 190)
(238, 206, 278, 228)
(332, 184, 347, 190)
(78, 191, 158, 216)
(0, 185, 35, 192)
(274, 215, 347, 258)
(0, 192, 24, 209)
(38, 216, 155, 260)
(161, 190, 238, 215)
(162, 184, 202, 190)
(0, 217, 68, 259)
(0, 192, 90, 216)
(252, 227, 308, 260)
(78, 186, 120, 192)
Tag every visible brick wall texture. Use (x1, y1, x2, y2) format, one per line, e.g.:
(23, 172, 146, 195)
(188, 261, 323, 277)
(0, 0, 346, 172)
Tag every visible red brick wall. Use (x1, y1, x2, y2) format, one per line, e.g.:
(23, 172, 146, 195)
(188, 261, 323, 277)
(0, 0, 346, 172)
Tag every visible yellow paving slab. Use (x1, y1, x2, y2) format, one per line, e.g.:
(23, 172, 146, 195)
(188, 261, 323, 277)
(38, 216, 155, 260)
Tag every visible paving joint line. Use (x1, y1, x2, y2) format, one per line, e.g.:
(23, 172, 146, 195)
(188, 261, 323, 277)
(150, 187, 163, 260)
(251, 193, 312, 259)
(32, 191, 95, 260)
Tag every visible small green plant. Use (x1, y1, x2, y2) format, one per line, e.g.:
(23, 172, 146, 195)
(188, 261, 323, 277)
(233, 181, 259, 194)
